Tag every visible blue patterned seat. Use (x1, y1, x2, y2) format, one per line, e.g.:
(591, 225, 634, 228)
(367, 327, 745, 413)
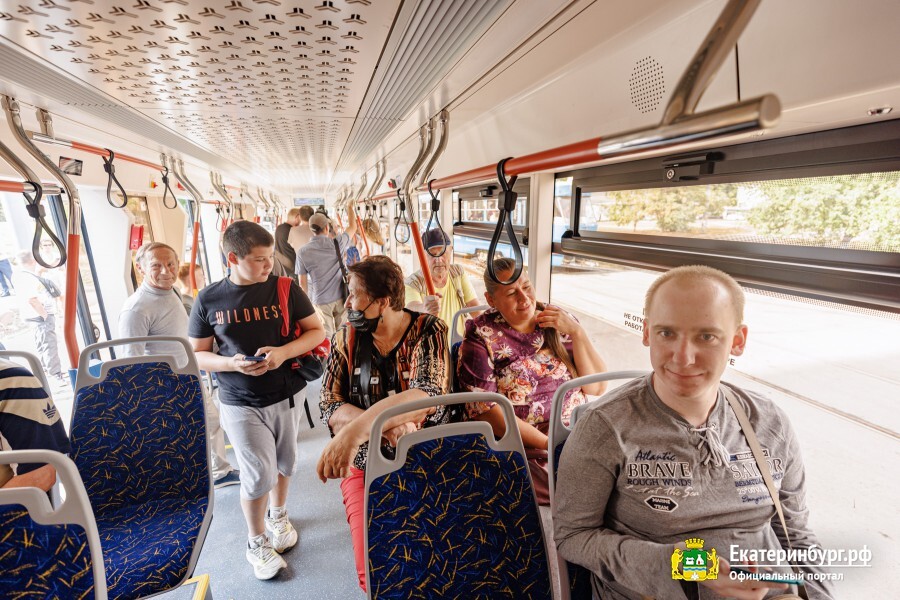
(0, 450, 107, 600)
(69, 338, 213, 600)
(365, 393, 552, 600)
(548, 370, 647, 600)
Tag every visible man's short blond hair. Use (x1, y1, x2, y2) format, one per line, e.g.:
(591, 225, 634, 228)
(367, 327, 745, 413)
(287, 208, 302, 220)
(644, 265, 745, 325)
(134, 242, 178, 267)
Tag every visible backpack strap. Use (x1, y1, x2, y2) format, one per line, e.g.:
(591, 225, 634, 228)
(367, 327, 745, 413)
(349, 328, 374, 409)
(277, 276, 300, 338)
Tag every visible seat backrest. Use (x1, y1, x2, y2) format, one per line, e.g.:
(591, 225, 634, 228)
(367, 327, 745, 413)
(0, 350, 51, 396)
(69, 337, 212, 517)
(364, 392, 552, 600)
(0, 449, 107, 599)
(447, 304, 488, 396)
(547, 370, 648, 600)
(448, 304, 488, 348)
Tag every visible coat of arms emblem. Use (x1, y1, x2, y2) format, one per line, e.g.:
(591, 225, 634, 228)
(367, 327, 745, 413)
(671, 538, 719, 581)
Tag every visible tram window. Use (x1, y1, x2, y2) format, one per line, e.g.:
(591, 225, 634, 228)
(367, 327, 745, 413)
(124, 195, 155, 245)
(553, 176, 573, 243)
(453, 234, 529, 299)
(456, 179, 529, 227)
(457, 195, 527, 226)
(395, 240, 414, 277)
(577, 172, 900, 252)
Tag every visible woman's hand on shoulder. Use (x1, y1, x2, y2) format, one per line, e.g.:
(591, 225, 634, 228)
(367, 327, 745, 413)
(536, 305, 582, 338)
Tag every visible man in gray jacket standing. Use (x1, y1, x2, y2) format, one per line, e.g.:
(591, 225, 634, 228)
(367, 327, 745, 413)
(554, 265, 835, 600)
(119, 242, 239, 489)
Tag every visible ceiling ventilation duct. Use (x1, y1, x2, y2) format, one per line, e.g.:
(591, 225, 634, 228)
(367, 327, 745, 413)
(335, 0, 511, 174)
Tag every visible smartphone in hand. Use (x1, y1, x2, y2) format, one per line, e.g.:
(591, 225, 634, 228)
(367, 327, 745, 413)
(244, 355, 267, 362)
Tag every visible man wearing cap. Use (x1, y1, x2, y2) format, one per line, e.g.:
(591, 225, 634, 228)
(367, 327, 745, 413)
(296, 203, 358, 339)
(405, 229, 481, 341)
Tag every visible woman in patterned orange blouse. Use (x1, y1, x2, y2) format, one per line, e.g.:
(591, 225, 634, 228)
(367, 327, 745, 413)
(316, 255, 449, 591)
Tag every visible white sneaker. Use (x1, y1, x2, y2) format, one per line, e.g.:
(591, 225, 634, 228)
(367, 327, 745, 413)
(265, 511, 298, 553)
(246, 537, 287, 580)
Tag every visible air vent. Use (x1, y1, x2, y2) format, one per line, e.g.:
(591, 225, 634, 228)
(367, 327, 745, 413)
(629, 56, 665, 114)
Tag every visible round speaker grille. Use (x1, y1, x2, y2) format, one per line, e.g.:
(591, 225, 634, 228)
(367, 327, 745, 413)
(629, 56, 665, 114)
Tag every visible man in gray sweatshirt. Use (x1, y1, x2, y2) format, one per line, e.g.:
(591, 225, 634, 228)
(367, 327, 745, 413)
(554, 266, 835, 600)
(119, 242, 239, 489)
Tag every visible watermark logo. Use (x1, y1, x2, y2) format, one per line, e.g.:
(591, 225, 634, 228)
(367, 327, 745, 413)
(728, 543, 872, 583)
(672, 538, 719, 581)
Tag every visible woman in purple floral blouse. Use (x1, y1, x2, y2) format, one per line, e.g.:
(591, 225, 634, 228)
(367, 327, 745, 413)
(457, 257, 608, 504)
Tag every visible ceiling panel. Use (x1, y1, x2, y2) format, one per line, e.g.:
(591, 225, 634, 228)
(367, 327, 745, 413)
(0, 0, 401, 194)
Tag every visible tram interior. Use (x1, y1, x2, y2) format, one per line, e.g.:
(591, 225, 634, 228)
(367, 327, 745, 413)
(1, 0, 898, 597)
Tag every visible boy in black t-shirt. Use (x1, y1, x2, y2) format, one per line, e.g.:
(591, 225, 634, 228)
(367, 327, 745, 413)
(189, 221, 324, 580)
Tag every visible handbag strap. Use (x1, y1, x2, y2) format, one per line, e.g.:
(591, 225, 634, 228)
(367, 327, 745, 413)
(722, 386, 809, 599)
(333, 238, 349, 282)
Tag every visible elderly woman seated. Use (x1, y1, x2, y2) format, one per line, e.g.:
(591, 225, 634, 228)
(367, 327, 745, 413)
(317, 255, 450, 591)
(456, 257, 607, 504)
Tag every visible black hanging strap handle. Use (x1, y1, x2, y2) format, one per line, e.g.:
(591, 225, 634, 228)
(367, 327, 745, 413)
(424, 179, 448, 257)
(486, 158, 524, 285)
(394, 188, 411, 244)
(101, 150, 128, 209)
(22, 181, 67, 269)
(160, 166, 177, 209)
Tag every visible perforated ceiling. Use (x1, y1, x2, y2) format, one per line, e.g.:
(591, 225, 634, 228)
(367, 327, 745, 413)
(0, 0, 401, 194)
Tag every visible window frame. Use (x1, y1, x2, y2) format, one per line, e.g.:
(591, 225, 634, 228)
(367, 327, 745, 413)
(453, 177, 531, 244)
(555, 120, 900, 313)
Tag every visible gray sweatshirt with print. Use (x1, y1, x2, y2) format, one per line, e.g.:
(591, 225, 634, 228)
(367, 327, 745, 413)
(554, 375, 836, 600)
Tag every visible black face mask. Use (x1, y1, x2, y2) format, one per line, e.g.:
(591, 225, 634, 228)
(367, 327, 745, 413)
(347, 299, 381, 333)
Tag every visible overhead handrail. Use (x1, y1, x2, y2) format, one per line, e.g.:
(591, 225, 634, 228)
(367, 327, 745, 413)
(415, 0, 777, 195)
(28, 131, 165, 171)
(418, 110, 449, 188)
(210, 171, 233, 229)
(29, 127, 184, 213)
(101, 149, 128, 209)
(423, 179, 448, 258)
(169, 156, 205, 293)
(395, 122, 430, 249)
(404, 119, 434, 216)
(4, 98, 83, 367)
(0, 119, 67, 269)
(255, 187, 272, 220)
(0, 180, 61, 195)
(355, 174, 367, 206)
(268, 190, 282, 224)
(365, 159, 385, 202)
(354, 177, 370, 256)
(486, 158, 524, 285)
(419, 110, 450, 258)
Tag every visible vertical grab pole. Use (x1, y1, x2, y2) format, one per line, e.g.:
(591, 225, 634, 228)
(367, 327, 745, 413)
(355, 174, 370, 257)
(170, 157, 205, 294)
(3, 97, 82, 367)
